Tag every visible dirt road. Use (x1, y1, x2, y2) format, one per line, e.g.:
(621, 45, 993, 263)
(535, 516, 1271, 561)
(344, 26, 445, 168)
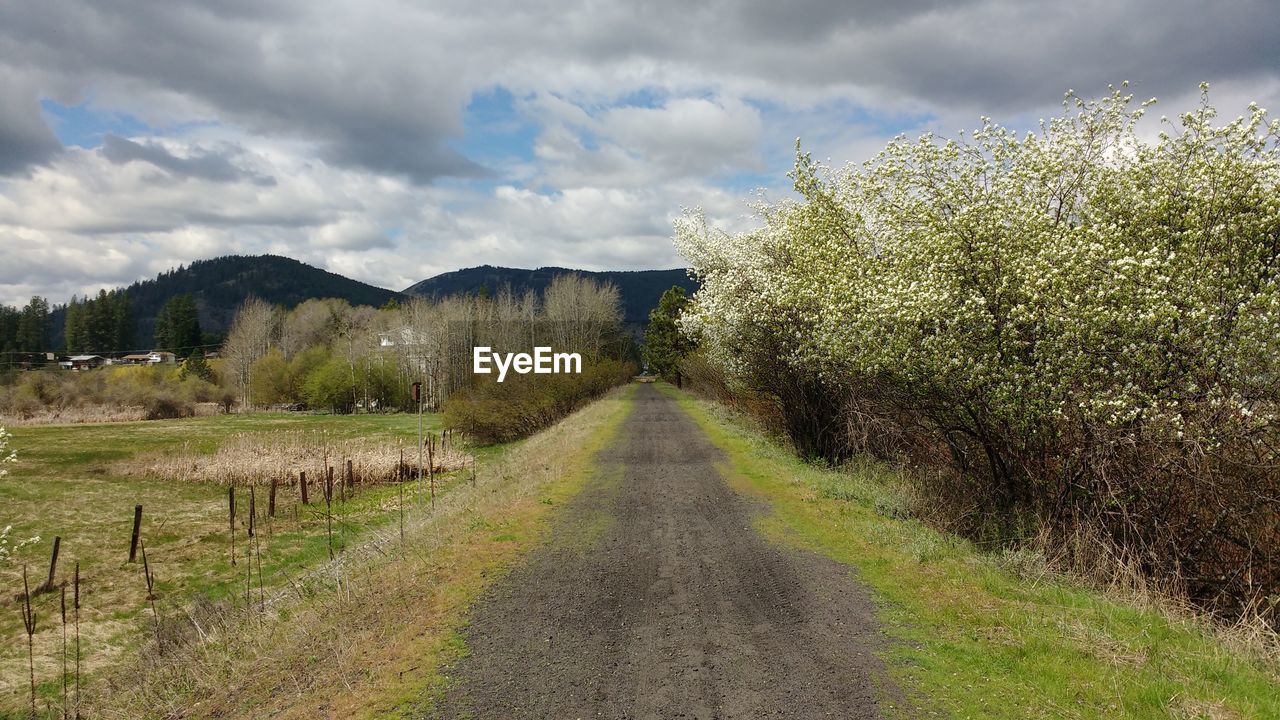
(428, 384, 891, 719)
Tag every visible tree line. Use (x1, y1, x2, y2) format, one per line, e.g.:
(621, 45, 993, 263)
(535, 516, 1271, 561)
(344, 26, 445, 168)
(219, 274, 633, 419)
(1, 292, 203, 364)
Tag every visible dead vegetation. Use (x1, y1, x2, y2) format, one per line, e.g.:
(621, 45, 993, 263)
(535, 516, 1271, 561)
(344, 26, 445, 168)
(89, 387, 632, 719)
(0, 403, 225, 426)
(117, 430, 471, 487)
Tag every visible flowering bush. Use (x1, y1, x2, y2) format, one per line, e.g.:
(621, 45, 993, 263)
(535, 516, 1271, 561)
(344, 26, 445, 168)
(0, 426, 14, 477)
(676, 86, 1280, 618)
(0, 525, 40, 566)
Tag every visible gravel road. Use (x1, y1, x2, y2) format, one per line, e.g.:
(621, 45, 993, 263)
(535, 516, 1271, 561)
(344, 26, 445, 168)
(428, 383, 892, 719)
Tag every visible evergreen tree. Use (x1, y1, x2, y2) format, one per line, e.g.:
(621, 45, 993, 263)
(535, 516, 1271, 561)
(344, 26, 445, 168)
(179, 349, 215, 383)
(64, 297, 85, 353)
(16, 296, 50, 352)
(0, 305, 19, 369)
(154, 294, 202, 353)
(643, 286, 695, 386)
(87, 289, 114, 350)
(112, 291, 134, 351)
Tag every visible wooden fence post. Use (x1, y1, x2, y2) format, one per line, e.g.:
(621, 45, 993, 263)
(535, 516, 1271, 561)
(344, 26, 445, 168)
(325, 466, 334, 560)
(268, 477, 277, 518)
(38, 535, 61, 593)
(128, 504, 143, 563)
(300, 471, 309, 505)
(229, 486, 236, 566)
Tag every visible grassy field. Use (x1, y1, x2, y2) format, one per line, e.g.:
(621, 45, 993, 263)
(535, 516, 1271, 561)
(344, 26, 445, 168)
(98, 385, 637, 719)
(6, 384, 1275, 718)
(661, 384, 1279, 719)
(0, 410, 458, 717)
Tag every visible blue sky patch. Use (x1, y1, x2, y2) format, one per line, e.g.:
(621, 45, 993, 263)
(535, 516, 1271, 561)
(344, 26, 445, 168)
(40, 99, 153, 149)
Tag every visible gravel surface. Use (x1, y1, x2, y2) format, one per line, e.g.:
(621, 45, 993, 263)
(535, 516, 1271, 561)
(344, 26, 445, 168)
(428, 383, 892, 719)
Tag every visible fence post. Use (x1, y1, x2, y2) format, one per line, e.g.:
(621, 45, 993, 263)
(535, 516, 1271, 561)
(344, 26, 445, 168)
(38, 535, 61, 593)
(268, 477, 278, 518)
(229, 486, 236, 566)
(128, 504, 143, 563)
(300, 471, 309, 505)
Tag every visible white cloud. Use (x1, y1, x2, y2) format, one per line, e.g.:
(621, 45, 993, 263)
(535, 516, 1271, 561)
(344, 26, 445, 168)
(1, 0, 1278, 306)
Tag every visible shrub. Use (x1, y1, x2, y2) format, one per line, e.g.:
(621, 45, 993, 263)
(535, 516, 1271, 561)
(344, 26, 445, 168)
(302, 357, 358, 413)
(444, 358, 635, 443)
(144, 393, 193, 420)
(676, 86, 1280, 620)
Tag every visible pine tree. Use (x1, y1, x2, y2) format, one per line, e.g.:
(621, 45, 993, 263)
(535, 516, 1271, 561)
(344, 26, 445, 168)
(643, 286, 695, 385)
(16, 297, 50, 352)
(155, 294, 201, 353)
(64, 297, 85, 353)
(112, 291, 135, 352)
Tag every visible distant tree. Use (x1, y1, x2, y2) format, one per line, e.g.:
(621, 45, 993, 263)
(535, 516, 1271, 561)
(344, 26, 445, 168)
(154, 294, 202, 353)
(302, 357, 357, 413)
(247, 348, 290, 405)
(63, 297, 86, 353)
(86, 289, 114, 350)
(643, 286, 695, 386)
(16, 297, 50, 352)
(112, 291, 135, 351)
(179, 349, 215, 384)
(0, 305, 18, 370)
(221, 297, 278, 409)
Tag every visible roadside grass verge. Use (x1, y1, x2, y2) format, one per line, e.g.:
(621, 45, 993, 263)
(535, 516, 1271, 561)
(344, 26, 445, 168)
(0, 412, 442, 714)
(94, 384, 636, 719)
(661, 384, 1279, 720)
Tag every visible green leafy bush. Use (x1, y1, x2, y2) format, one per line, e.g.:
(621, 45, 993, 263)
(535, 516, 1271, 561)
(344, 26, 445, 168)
(302, 357, 358, 413)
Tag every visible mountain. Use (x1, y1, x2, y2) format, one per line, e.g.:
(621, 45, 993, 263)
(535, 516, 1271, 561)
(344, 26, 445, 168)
(41, 257, 698, 353)
(49, 255, 405, 350)
(403, 265, 698, 324)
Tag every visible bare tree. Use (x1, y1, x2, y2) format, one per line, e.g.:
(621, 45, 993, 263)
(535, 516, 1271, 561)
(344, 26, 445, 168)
(222, 298, 279, 410)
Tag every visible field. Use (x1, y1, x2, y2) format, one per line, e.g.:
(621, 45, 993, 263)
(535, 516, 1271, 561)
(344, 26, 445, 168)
(2, 384, 1276, 718)
(0, 410, 468, 716)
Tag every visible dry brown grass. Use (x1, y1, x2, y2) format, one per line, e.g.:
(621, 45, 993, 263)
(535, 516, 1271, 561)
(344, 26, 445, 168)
(89, 386, 635, 719)
(0, 403, 223, 426)
(117, 430, 471, 487)
(1017, 522, 1280, 671)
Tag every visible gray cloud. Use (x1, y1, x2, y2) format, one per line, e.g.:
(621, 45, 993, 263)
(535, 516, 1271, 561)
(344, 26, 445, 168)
(101, 134, 275, 185)
(0, 74, 62, 175)
(2, 0, 1277, 182)
(2, 0, 1279, 306)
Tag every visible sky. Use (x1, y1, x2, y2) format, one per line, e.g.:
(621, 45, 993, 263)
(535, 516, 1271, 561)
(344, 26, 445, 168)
(1, 0, 1278, 307)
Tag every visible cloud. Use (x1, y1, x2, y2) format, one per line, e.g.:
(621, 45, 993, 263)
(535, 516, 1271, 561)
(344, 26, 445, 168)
(1, 0, 1279, 306)
(0, 74, 62, 174)
(101, 134, 275, 185)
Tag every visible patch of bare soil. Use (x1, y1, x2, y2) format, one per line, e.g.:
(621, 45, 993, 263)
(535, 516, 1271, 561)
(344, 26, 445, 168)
(428, 384, 893, 719)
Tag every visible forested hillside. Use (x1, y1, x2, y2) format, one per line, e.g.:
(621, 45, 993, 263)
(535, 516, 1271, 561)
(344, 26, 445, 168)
(46, 255, 405, 350)
(403, 265, 698, 324)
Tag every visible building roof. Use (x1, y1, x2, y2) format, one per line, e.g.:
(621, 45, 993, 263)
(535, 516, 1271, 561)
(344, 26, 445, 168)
(69, 355, 104, 361)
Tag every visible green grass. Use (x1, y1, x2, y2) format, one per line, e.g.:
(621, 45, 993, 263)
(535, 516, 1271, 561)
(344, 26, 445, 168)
(0, 411, 452, 713)
(660, 383, 1279, 720)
